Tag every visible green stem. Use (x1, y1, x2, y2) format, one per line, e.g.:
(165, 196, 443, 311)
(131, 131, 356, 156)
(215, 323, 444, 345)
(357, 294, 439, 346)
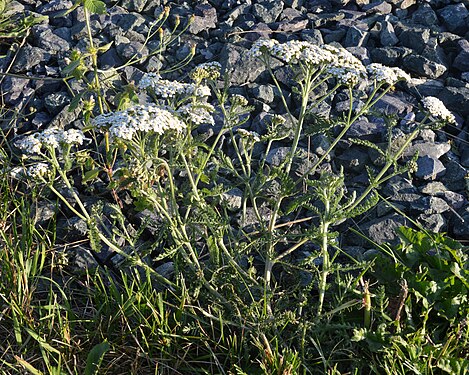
(317, 220, 330, 316)
(296, 83, 389, 183)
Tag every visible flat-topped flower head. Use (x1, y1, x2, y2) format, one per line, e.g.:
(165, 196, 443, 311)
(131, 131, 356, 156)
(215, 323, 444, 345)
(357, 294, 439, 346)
(178, 103, 215, 126)
(367, 63, 411, 85)
(138, 73, 161, 90)
(327, 66, 366, 87)
(15, 135, 42, 154)
(248, 38, 279, 58)
(421, 97, 455, 124)
(138, 75, 211, 99)
(92, 104, 186, 141)
(190, 62, 222, 82)
(323, 45, 363, 69)
(270, 40, 309, 63)
(26, 162, 50, 179)
(62, 129, 86, 145)
(299, 44, 336, 66)
(14, 128, 85, 154)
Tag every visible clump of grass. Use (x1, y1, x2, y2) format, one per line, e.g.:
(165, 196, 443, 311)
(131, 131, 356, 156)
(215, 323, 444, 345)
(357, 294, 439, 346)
(0, 1, 467, 374)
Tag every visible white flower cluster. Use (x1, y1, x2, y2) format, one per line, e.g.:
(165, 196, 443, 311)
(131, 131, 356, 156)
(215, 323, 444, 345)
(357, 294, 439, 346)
(421, 97, 455, 124)
(190, 61, 222, 81)
(9, 162, 50, 180)
(138, 72, 161, 90)
(249, 39, 416, 87)
(367, 63, 411, 85)
(248, 38, 279, 58)
(26, 163, 50, 179)
(323, 45, 367, 86)
(178, 103, 215, 125)
(327, 66, 365, 87)
(138, 73, 211, 98)
(15, 128, 85, 154)
(249, 39, 367, 86)
(92, 104, 186, 141)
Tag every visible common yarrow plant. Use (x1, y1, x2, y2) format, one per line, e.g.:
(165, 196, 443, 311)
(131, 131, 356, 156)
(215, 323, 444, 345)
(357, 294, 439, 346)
(7, 16, 462, 372)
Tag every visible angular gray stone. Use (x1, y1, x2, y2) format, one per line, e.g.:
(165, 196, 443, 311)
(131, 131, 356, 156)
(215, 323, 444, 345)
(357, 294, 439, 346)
(265, 147, 291, 167)
(411, 196, 450, 214)
(11, 46, 51, 73)
(359, 214, 408, 247)
(32, 112, 52, 128)
(44, 92, 70, 116)
(221, 43, 279, 85)
(380, 21, 399, 46)
(418, 213, 446, 232)
(190, 4, 218, 34)
(116, 12, 147, 33)
(460, 146, 469, 168)
(438, 86, 469, 116)
(396, 24, 430, 54)
(252, 1, 284, 23)
(344, 25, 369, 47)
(37, 0, 73, 14)
(402, 54, 447, 79)
(346, 119, 386, 142)
(251, 84, 275, 104)
(437, 3, 469, 35)
(33, 26, 71, 52)
(408, 78, 444, 97)
(155, 262, 174, 279)
(453, 39, 469, 72)
(116, 35, 148, 61)
(363, 0, 392, 14)
(441, 160, 467, 191)
(237, 204, 272, 228)
(221, 188, 243, 211)
(32, 201, 58, 227)
(453, 206, 469, 238)
(420, 181, 447, 195)
(57, 216, 88, 241)
(336, 146, 371, 173)
(63, 245, 100, 273)
(301, 29, 324, 44)
(416, 155, 446, 180)
(412, 3, 438, 26)
(48, 104, 81, 129)
(383, 176, 418, 196)
(374, 93, 414, 115)
(370, 46, 411, 66)
(120, 0, 148, 12)
(3, 76, 30, 105)
(404, 142, 451, 160)
(134, 209, 163, 236)
(310, 134, 331, 156)
(439, 191, 466, 210)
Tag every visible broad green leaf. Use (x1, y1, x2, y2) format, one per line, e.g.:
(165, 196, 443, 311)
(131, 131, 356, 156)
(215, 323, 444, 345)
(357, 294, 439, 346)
(82, 168, 100, 183)
(84, 0, 106, 14)
(61, 59, 82, 76)
(85, 341, 110, 375)
(68, 91, 84, 112)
